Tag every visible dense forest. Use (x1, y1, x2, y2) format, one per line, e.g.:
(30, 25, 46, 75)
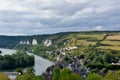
(0, 50, 34, 70)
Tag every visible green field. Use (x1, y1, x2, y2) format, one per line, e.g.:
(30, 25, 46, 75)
(76, 40, 96, 46)
(76, 34, 106, 40)
(63, 33, 106, 47)
(50, 32, 120, 52)
(101, 41, 120, 46)
(97, 46, 120, 51)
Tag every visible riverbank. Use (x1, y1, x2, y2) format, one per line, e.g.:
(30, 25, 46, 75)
(0, 50, 34, 70)
(0, 48, 54, 75)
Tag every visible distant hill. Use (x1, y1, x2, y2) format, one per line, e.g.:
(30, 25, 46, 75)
(0, 35, 48, 48)
(0, 31, 120, 52)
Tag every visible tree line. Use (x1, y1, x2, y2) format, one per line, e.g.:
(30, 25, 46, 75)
(15, 67, 120, 80)
(0, 50, 34, 70)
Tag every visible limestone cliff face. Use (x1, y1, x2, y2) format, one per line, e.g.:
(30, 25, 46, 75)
(43, 39, 52, 47)
(32, 39, 38, 45)
(19, 40, 30, 45)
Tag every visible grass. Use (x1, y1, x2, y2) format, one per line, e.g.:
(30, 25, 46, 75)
(49, 32, 120, 52)
(97, 46, 120, 51)
(76, 40, 96, 46)
(67, 48, 87, 55)
(76, 34, 106, 40)
(65, 33, 106, 47)
(101, 41, 120, 46)
(98, 33, 120, 51)
(0, 73, 9, 80)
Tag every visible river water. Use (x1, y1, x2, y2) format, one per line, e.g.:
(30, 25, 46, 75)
(0, 48, 54, 75)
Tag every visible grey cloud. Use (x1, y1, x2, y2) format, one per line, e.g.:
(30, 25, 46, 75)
(0, 0, 119, 35)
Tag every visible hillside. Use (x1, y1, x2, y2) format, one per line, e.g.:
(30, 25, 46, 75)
(0, 31, 120, 52)
(0, 35, 49, 48)
(0, 31, 120, 80)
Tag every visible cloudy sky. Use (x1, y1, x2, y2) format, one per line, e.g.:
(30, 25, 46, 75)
(0, 0, 120, 35)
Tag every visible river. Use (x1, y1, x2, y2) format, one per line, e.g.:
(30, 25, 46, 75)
(0, 48, 54, 75)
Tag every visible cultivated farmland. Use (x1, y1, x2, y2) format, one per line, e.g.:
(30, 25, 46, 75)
(101, 41, 120, 46)
(106, 35, 120, 40)
(97, 46, 120, 51)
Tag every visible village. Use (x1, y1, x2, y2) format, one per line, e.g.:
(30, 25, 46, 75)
(18, 38, 120, 80)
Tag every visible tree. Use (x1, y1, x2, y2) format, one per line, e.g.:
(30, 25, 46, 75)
(16, 68, 23, 75)
(94, 56, 103, 63)
(52, 68, 82, 80)
(60, 68, 72, 77)
(15, 68, 43, 80)
(86, 73, 103, 80)
(0, 50, 34, 70)
(16, 75, 43, 80)
(26, 68, 35, 75)
(103, 71, 120, 80)
(102, 53, 113, 63)
(52, 67, 60, 80)
(60, 73, 82, 80)
(60, 68, 82, 80)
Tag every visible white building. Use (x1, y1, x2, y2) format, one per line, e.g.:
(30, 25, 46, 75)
(32, 39, 38, 45)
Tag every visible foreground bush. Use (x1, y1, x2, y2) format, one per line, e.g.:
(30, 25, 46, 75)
(86, 73, 103, 80)
(52, 68, 82, 80)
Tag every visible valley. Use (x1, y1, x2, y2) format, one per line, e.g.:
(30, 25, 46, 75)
(0, 31, 120, 80)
